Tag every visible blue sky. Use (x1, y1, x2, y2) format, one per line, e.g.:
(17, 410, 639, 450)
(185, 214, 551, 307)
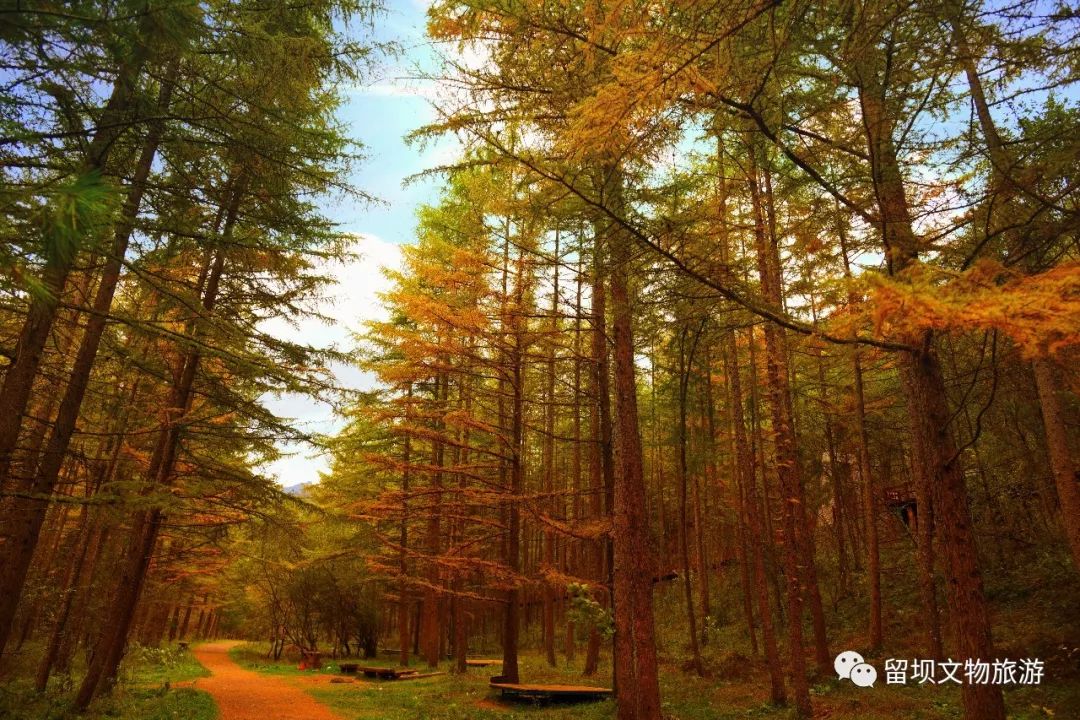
(327, 0, 455, 243)
(261, 0, 458, 488)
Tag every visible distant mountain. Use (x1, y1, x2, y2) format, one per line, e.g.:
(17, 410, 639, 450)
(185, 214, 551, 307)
(282, 482, 309, 497)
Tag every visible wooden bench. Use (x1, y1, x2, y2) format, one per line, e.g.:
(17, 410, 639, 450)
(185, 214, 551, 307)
(490, 679, 612, 703)
(466, 658, 502, 667)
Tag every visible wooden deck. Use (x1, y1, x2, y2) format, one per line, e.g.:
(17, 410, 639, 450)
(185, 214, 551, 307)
(355, 665, 445, 681)
(357, 666, 418, 679)
(490, 681, 613, 703)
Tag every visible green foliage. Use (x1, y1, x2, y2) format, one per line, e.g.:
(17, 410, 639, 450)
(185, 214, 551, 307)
(0, 648, 215, 720)
(566, 583, 614, 640)
(2, 170, 114, 301)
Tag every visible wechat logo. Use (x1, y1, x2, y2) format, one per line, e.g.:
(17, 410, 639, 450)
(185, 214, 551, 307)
(835, 650, 877, 688)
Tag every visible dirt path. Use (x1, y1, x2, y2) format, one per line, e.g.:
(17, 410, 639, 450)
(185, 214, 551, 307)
(192, 641, 346, 720)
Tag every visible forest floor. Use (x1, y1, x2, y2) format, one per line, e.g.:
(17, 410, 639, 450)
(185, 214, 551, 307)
(209, 549, 1080, 720)
(222, 636, 1076, 720)
(217, 550, 1080, 720)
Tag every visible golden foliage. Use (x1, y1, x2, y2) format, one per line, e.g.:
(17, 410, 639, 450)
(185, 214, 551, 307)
(867, 260, 1080, 357)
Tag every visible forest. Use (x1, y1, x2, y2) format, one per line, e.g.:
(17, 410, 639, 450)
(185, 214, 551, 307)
(0, 1, 1078, 720)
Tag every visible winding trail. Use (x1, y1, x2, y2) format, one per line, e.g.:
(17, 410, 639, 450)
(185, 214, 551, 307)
(192, 641, 345, 720)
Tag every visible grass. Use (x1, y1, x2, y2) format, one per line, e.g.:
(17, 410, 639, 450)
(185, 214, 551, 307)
(123, 643, 212, 685)
(0, 641, 217, 720)
(229, 642, 318, 676)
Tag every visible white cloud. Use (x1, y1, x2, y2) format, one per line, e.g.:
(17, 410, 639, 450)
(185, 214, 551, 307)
(258, 233, 403, 487)
(345, 78, 441, 101)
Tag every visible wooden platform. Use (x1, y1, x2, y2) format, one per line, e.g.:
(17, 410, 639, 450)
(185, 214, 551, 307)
(358, 666, 418, 679)
(490, 681, 613, 703)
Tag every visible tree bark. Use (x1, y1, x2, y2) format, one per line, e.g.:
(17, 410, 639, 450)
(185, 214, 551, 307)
(697, 348, 715, 646)
(1033, 360, 1080, 568)
(676, 324, 704, 676)
(760, 164, 831, 679)
(856, 55, 1004, 720)
(542, 231, 560, 667)
(605, 173, 662, 720)
(583, 226, 614, 678)
(748, 158, 811, 717)
(727, 325, 786, 703)
(421, 372, 446, 668)
(399, 384, 413, 667)
(500, 239, 529, 684)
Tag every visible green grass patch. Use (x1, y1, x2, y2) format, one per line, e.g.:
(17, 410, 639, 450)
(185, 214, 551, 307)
(0, 642, 215, 720)
(228, 641, 318, 676)
(0, 680, 216, 720)
(123, 643, 211, 685)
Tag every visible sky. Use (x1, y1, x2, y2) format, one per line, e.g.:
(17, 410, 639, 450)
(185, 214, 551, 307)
(260, 0, 456, 488)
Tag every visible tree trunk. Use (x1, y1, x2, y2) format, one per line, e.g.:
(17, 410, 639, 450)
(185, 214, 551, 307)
(567, 262, 584, 664)
(501, 240, 529, 684)
(748, 159, 812, 717)
(760, 165, 831, 679)
(421, 372, 446, 669)
(697, 348, 715, 646)
(583, 227, 614, 678)
(399, 383, 413, 666)
(0, 60, 179, 664)
(178, 599, 194, 641)
(838, 227, 885, 652)
(606, 173, 662, 720)
(676, 325, 704, 676)
(542, 232, 560, 667)
(0, 43, 151, 503)
(1033, 360, 1080, 568)
(727, 325, 786, 703)
(856, 58, 1004, 720)
(74, 177, 243, 709)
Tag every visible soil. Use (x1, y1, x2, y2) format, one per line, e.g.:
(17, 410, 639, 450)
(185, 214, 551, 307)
(192, 641, 346, 720)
